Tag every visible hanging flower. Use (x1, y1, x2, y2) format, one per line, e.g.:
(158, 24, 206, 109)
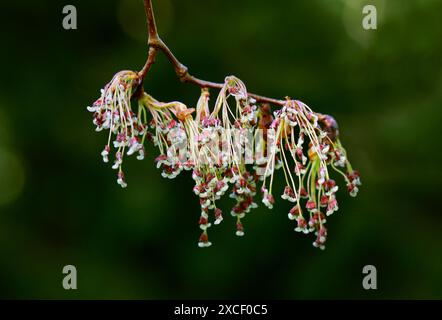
(87, 70, 146, 188)
(88, 73, 360, 249)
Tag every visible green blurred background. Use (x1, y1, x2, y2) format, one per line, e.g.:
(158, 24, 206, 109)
(0, 0, 441, 299)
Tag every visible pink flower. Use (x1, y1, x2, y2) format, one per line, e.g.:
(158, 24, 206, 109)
(136, 146, 145, 160)
(295, 217, 309, 234)
(347, 171, 362, 186)
(199, 215, 211, 230)
(299, 188, 308, 199)
(112, 152, 123, 169)
(306, 200, 317, 212)
(127, 137, 141, 156)
(101, 145, 110, 163)
(313, 226, 327, 250)
(281, 186, 297, 202)
(326, 197, 338, 216)
(214, 208, 223, 225)
(236, 220, 244, 237)
(347, 183, 359, 197)
(288, 205, 301, 220)
(262, 188, 275, 209)
(117, 171, 127, 188)
(324, 179, 338, 195)
(320, 195, 329, 207)
(198, 232, 212, 248)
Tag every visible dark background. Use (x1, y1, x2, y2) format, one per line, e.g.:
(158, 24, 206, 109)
(0, 0, 441, 299)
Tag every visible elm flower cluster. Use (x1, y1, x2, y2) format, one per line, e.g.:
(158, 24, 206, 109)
(259, 100, 360, 249)
(87, 71, 146, 188)
(87, 72, 361, 249)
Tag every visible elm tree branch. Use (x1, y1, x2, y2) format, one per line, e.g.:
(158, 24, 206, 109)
(139, 0, 285, 106)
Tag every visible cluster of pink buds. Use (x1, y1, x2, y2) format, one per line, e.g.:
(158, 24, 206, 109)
(258, 99, 361, 249)
(261, 187, 275, 209)
(229, 169, 258, 237)
(346, 171, 361, 197)
(192, 167, 230, 247)
(87, 71, 147, 188)
(189, 79, 262, 246)
(88, 72, 361, 249)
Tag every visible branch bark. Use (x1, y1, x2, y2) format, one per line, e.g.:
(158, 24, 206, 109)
(139, 0, 285, 106)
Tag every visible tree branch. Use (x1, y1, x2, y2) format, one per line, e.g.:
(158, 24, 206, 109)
(139, 0, 285, 106)
(144, 0, 158, 41)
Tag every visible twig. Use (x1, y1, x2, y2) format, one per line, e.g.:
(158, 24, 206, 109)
(139, 0, 285, 106)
